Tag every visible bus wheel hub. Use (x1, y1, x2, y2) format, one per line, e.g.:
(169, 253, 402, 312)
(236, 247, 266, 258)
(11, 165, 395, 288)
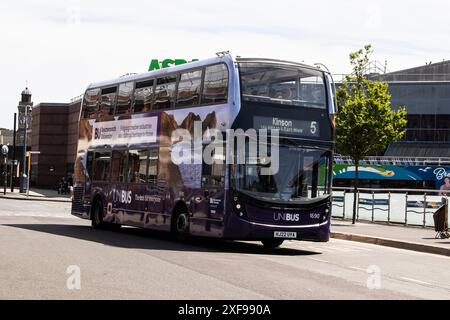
(176, 214, 188, 233)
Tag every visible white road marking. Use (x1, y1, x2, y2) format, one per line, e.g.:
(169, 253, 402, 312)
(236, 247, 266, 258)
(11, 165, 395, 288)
(0, 212, 75, 219)
(308, 257, 330, 263)
(399, 277, 432, 286)
(349, 266, 366, 272)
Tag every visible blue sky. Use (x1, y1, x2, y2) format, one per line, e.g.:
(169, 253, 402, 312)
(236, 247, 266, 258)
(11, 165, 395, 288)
(0, 0, 449, 129)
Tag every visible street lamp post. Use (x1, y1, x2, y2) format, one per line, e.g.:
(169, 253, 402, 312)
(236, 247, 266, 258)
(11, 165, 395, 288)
(11, 113, 16, 192)
(1, 145, 8, 195)
(20, 105, 31, 193)
(26, 151, 40, 197)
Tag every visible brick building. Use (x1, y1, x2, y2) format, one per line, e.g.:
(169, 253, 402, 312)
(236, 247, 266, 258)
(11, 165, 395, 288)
(30, 99, 81, 188)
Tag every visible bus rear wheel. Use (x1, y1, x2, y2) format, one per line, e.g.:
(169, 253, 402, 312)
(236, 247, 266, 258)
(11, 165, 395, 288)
(261, 239, 284, 249)
(172, 211, 190, 240)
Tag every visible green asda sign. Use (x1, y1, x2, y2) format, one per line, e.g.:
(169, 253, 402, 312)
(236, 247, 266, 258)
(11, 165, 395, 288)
(148, 59, 199, 71)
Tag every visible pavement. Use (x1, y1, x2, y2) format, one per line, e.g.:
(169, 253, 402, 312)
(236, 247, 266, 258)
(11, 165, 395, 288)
(0, 188, 71, 203)
(0, 198, 449, 299)
(331, 219, 450, 257)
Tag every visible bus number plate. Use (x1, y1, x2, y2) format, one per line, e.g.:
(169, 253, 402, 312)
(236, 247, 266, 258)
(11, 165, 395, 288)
(274, 231, 297, 239)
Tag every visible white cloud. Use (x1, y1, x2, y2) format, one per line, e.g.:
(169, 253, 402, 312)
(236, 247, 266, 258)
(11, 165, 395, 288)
(0, 0, 449, 129)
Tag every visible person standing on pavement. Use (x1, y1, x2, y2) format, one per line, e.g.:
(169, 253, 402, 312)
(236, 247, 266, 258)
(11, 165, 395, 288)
(438, 176, 450, 196)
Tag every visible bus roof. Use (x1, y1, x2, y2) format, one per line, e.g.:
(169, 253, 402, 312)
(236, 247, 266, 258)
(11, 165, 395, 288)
(236, 57, 323, 72)
(86, 55, 325, 91)
(87, 55, 234, 90)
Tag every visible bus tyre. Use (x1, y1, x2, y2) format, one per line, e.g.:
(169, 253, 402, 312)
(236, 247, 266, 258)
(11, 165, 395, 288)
(92, 201, 121, 230)
(91, 201, 106, 229)
(172, 211, 189, 241)
(261, 239, 284, 249)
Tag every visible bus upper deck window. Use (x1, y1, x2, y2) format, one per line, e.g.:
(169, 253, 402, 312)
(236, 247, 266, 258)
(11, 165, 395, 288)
(133, 79, 154, 113)
(202, 64, 228, 104)
(154, 76, 177, 110)
(116, 82, 134, 116)
(176, 69, 203, 107)
(98, 87, 117, 120)
(82, 89, 100, 119)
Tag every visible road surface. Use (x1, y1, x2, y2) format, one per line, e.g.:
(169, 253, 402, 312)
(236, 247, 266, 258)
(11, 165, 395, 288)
(0, 198, 449, 299)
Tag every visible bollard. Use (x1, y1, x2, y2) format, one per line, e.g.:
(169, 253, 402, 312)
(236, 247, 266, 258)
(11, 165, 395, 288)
(423, 193, 427, 228)
(357, 190, 360, 221)
(388, 192, 391, 224)
(371, 191, 375, 222)
(405, 192, 408, 226)
(343, 190, 346, 219)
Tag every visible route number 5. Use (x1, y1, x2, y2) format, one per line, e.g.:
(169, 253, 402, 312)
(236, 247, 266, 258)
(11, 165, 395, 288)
(310, 121, 318, 135)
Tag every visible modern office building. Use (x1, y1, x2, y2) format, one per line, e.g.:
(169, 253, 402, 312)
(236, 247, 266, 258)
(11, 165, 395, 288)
(334, 60, 450, 190)
(370, 60, 450, 157)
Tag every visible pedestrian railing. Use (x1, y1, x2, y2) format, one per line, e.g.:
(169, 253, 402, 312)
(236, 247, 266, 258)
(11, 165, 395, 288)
(332, 187, 448, 228)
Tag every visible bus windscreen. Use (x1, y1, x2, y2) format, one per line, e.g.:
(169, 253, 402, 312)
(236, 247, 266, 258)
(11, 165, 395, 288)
(239, 62, 326, 109)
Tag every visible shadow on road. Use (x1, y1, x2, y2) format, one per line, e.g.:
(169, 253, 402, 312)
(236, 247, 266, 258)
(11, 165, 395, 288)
(3, 223, 320, 256)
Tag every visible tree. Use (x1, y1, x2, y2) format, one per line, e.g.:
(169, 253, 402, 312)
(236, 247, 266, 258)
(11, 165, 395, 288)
(336, 45, 407, 224)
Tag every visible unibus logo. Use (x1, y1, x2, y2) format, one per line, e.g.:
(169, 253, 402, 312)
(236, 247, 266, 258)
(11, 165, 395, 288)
(148, 59, 199, 71)
(273, 213, 300, 222)
(112, 189, 132, 204)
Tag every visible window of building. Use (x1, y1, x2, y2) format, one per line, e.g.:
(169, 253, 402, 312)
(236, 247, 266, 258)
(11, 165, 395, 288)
(116, 82, 134, 115)
(154, 76, 177, 110)
(133, 79, 154, 113)
(82, 89, 100, 119)
(111, 150, 126, 182)
(435, 129, 450, 142)
(93, 151, 111, 181)
(406, 115, 420, 128)
(127, 149, 148, 183)
(420, 114, 436, 129)
(436, 115, 450, 129)
(419, 129, 436, 141)
(98, 87, 117, 121)
(176, 69, 203, 107)
(202, 64, 228, 104)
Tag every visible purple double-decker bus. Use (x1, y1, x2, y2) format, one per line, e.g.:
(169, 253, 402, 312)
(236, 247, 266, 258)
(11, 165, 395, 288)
(71, 53, 336, 248)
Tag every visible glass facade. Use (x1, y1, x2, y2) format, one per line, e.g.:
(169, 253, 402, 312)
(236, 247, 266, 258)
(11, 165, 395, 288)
(388, 82, 450, 142)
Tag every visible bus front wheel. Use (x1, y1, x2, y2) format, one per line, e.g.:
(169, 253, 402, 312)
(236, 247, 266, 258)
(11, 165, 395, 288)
(91, 201, 105, 229)
(91, 201, 121, 230)
(261, 239, 284, 249)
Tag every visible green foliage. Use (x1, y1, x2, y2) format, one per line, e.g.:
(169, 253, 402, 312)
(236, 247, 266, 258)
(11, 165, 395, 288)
(336, 45, 407, 163)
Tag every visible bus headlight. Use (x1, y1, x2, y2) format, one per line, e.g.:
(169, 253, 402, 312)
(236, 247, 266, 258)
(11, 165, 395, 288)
(231, 192, 248, 220)
(323, 207, 331, 221)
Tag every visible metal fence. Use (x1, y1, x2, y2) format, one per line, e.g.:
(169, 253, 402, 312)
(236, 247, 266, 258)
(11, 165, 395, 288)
(332, 187, 447, 228)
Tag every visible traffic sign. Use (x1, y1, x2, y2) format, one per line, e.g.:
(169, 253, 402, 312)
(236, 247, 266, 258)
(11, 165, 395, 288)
(1, 145, 8, 156)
